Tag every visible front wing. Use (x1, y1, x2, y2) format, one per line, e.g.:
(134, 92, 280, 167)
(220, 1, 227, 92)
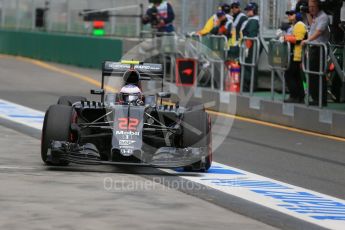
(47, 141, 208, 169)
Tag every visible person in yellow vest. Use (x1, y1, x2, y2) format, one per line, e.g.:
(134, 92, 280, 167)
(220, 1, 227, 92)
(283, 10, 308, 103)
(210, 10, 233, 36)
(228, 1, 247, 60)
(196, 3, 233, 36)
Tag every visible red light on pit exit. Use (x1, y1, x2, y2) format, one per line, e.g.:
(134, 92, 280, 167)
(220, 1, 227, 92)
(93, 21, 105, 28)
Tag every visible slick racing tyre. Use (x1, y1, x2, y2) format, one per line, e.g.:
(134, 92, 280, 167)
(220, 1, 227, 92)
(182, 110, 212, 171)
(41, 105, 73, 166)
(57, 96, 87, 106)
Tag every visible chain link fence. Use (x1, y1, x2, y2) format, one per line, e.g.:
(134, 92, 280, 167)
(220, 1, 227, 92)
(0, 0, 293, 37)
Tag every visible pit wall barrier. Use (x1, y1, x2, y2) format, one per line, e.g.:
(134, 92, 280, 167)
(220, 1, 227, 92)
(0, 29, 123, 69)
(141, 81, 345, 138)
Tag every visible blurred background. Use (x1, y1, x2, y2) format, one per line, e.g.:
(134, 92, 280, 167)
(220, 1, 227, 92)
(0, 0, 294, 37)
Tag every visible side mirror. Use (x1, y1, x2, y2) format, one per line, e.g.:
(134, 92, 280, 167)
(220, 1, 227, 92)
(157, 92, 171, 99)
(91, 89, 104, 95)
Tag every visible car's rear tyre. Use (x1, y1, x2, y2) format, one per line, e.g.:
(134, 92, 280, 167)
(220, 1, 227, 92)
(57, 96, 87, 106)
(182, 109, 212, 171)
(41, 105, 73, 166)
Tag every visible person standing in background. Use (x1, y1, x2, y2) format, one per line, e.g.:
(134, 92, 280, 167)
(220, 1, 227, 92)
(283, 10, 308, 103)
(210, 10, 232, 36)
(295, 0, 313, 26)
(301, 0, 330, 106)
(240, 2, 260, 92)
(228, 1, 247, 60)
(196, 3, 233, 36)
(142, 0, 175, 33)
(220, 2, 233, 20)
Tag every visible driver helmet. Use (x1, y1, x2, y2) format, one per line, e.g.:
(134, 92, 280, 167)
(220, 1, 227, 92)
(123, 69, 140, 86)
(120, 84, 142, 103)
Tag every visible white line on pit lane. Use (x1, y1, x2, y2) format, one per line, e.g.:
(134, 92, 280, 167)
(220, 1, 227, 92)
(1, 99, 345, 230)
(0, 99, 44, 130)
(163, 163, 345, 230)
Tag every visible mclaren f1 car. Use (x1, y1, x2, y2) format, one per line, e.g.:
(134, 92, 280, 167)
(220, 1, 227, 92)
(41, 60, 212, 171)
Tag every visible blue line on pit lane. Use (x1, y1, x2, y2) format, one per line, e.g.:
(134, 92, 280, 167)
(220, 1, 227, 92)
(174, 167, 244, 175)
(206, 168, 244, 175)
(9, 115, 44, 119)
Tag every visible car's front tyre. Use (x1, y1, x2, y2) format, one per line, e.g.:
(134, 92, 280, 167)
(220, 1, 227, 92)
(182, 109, 212, 171)
(41, 105, 73, 166)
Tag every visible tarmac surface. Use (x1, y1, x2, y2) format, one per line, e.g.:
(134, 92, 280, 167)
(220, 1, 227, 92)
(1, 55, 345, 229)
(0, 125, 277, 230)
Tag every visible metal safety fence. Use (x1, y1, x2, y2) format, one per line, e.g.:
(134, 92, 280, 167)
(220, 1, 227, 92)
(158, 34, 262, 95)
(201, 35, 228, 91)
(268, 39, 291, 101)
(239, 37, 260, 96)
(302, 42, 328, 108)
(140, 32, 345, 110)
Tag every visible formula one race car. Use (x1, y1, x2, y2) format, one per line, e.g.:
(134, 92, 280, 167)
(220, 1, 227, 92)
(41, 60, 212, 171)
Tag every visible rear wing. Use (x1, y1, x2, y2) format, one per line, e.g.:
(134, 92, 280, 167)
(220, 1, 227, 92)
(102, 61, 163, 77)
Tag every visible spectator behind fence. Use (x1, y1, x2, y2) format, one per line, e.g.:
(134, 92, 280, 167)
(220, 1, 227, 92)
(240, 2, 260, 92)
(301, 0, 330, 106)
(142, 0, 175, 33)
(283, 10, 308, 103)
(196, 3, 233, 36)
(228, 1, 247, 60)
(210, 10, 233, 36)
(220, 3, 233, 19)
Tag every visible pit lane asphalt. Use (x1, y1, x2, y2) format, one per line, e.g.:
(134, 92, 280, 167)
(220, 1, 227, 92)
(0, 125, 280, 230)
(0, 56, 280, 230)
(0, 55, 344, 229)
